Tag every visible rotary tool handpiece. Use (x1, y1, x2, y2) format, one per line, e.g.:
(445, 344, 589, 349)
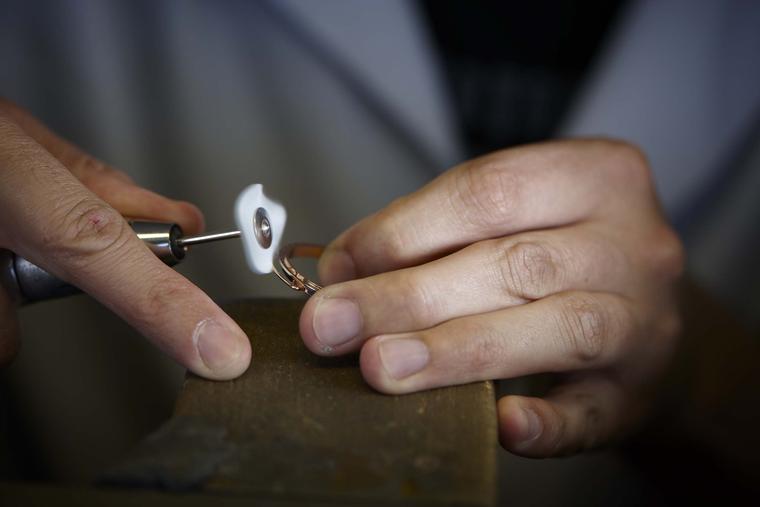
(0, 220, 240, 305)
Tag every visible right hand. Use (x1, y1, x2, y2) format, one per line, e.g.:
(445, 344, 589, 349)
(0, 98, 251, 379)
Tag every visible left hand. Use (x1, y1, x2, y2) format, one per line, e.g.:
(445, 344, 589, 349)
(299, 139, 684, 457)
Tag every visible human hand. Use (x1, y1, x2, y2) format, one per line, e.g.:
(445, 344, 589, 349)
(299, 139, 684, 456)
(0, 98, 250, 379)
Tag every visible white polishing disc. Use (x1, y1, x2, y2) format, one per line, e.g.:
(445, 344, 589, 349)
(234, 184, 287, 274)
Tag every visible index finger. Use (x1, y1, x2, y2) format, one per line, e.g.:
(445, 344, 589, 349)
(320, 139, 654, 284)
(0, 98, 205, 235)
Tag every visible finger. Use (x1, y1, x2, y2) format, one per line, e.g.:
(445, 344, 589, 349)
(497, 375, 631, 457)
(300, 225, 632, 355)
(0, 117, 250, 379)
(82, 174, 205, 235)
(359, 291, 636, 394)
(319, 139, 654, 283)
(0, 287, 20, 366)
(0, 98, 204, 235)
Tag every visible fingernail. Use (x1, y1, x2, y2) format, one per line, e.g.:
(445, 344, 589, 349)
(313, 297, 362, 347)
(378, 338, 430, 380)
(519, 407, 543, 444)
(319, 249, 356, 285)
(195, 319, 243, 372)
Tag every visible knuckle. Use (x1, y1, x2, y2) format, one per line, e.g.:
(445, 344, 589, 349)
(598, 139, 653, 188)
(452, 159, 521, 228)
(545, 389, 605, 456)
(606, 138, 648, 164)
(566, 395, 603, 455)
(576, 394, 604, 452)
(359, 208, 411, 271)
(646, 225, 685, 280)
(606, 139, 649, 169)
(71, 154, 112, 183)
(498, 240, 559, 300)
(544, 402, 570, 455)
(44, 198, 129, 263)
(396, 273, 439, 327)
(555, 295, 608, 364)
(378, 222, 408, 266)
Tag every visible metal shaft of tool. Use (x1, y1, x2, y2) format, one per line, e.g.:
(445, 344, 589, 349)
(176, 230, 241, 247)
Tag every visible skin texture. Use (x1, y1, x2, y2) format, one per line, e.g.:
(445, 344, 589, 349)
(300, 139, 685, 457)
(0, 99, 251, 380)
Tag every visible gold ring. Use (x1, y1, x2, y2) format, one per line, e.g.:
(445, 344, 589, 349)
(273, 243, 324, 296)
